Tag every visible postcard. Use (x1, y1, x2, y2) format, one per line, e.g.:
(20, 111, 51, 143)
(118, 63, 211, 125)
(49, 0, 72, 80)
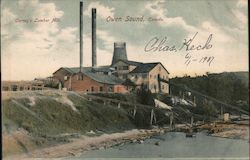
(1, 0, 249, 159)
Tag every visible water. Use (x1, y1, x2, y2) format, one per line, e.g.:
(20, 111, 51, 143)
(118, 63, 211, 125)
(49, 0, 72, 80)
(70, 132, 249, 159)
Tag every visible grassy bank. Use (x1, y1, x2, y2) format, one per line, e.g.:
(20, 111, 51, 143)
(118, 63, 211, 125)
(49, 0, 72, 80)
(2, 91, 136, 156)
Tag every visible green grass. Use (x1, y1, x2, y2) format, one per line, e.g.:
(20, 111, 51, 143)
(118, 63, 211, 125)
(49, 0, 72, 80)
(2, 93, 135, 137)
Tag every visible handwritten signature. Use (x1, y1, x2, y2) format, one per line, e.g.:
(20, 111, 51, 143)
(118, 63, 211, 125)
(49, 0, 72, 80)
(144, 32, 214, 66)
(145, 32, 213, 52)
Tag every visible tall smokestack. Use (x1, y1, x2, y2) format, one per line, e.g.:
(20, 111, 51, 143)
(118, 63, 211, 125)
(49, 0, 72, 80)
(111, 42, 128, 65)
(80, 2, 83, 72)
(92, 8, 97, 67)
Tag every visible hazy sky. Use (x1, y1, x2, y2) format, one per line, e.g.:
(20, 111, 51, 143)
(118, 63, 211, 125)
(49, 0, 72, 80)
(1, 0, 248, 80)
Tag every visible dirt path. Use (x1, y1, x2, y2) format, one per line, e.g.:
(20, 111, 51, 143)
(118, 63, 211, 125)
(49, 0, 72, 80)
(4, 128, 166, 159)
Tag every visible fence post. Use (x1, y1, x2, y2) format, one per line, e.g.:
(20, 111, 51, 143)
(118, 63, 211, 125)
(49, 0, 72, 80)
(153, 112, 157, 124)
(133, 105, 137, 119)
(150, 109, 154, 125)
(191, 116, 194, 127)
(170, 112, 173, 130)
(193, 96, 196, 106)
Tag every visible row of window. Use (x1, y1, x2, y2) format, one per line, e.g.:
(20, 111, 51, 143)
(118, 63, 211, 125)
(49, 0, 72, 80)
(130, 74, 167, 80)
(86, 86, 113, 92)
(115, 66, 129, 70)
(131, 74, 147, 79)
(149, 84, 167, 90)
(64, 75, 84, 81)
(149, 74, 167, 80)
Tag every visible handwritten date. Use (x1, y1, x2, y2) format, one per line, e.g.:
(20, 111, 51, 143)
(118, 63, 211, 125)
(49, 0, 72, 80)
(184, 53, 214, 66)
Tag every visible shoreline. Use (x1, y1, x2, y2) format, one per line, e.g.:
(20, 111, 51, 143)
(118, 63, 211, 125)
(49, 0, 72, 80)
(196, 121, 249, 141)
(4, 122, 249, 159)
(4, 128, 167, 159)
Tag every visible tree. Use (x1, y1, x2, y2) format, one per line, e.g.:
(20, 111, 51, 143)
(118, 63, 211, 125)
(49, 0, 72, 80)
(136, 86, 155, 105)
(123, 78, 136, 91)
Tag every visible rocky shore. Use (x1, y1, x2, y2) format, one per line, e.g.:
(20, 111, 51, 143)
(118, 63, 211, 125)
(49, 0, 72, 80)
(5, 128, 167, 159)
(197, 121, 249, 141)
(5, 121, 249, 160)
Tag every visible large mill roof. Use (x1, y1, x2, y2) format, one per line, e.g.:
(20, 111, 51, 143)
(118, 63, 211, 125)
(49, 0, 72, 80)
(63, 66, 111, 73)
(129, 63, 159, 73)
(55, 66, 124, 85)
(130, 62, 170, 74)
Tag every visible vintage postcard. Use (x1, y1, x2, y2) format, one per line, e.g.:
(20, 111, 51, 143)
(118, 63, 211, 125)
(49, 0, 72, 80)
(1, 0, 249, 159)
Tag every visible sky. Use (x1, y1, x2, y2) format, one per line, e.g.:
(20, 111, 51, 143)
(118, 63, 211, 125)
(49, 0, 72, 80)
(1, 0, 248, 80)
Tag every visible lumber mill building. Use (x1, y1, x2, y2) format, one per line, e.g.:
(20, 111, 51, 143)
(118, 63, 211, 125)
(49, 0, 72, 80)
(53, 4, 170, 94)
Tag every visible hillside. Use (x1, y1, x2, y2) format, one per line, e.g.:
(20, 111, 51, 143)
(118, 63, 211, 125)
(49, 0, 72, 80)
(170, 71, 249, 112)
(2, 91, 135, 156)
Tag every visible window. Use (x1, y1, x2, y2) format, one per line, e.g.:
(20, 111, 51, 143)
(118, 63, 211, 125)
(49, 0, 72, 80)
(154, 85, 157, 90)
(150, 74, 152, 78)
(122, 75, 127, 79)
(162, 84, 164, 89)
(11, 85, 18, 91)
(78, 74, 84, 80)
(3, 86, 9, 91)
(20, 86, 24, 91)
(91, 87, 94, 92)
(122, 66, 129, 70)
(100, 86, 103, 92)
(151, 84, 155, 90)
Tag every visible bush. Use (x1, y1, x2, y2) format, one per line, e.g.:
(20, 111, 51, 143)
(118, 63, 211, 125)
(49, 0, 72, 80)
(136, 87, 154, 105)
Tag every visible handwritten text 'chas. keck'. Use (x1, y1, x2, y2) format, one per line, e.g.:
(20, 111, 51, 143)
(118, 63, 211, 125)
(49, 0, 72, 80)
(144, 32, 214, 66)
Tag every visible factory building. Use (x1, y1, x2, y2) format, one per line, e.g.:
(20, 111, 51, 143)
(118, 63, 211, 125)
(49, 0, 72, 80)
(53, 67, 127, 93)
(111, 51, 169, 93)
(52, 3, 170, 94)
